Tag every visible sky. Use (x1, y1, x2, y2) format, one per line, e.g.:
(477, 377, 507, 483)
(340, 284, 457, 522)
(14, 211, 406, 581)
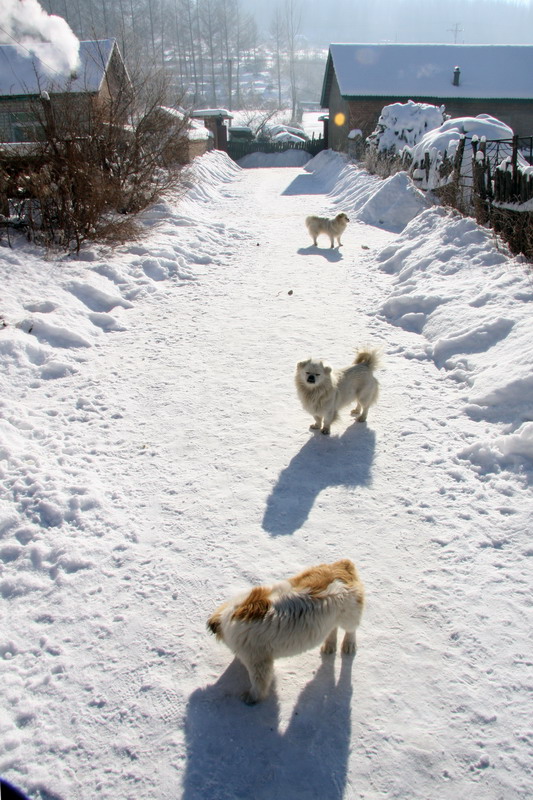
(243, 0, 533, 46)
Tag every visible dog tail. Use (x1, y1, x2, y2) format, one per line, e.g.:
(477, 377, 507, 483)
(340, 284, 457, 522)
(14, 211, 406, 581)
(354, 349, 380, 371)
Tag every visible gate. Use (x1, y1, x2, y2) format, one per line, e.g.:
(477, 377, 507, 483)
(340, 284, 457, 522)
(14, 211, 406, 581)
(226, 135, 326, 162)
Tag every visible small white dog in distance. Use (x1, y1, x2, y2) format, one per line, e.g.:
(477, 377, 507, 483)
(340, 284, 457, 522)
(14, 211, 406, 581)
(208, 559, 364, 704)
(306, 212, 350, 248)
(296, 349, 380, 435)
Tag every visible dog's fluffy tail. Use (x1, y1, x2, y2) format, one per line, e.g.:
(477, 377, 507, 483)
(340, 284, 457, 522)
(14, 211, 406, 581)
(354, 349, 380, 371)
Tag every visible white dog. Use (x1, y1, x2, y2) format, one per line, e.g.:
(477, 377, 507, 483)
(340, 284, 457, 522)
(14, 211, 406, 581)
(295, 349, 380, 435)
(208, 559, 364, 704)
(306, 212, 350, 248)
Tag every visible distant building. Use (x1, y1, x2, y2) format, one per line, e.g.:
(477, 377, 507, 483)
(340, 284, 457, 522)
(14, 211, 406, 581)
(0, 39, 130, 143)
(190, 109, 233, 151)
(320, 43, 533, 150)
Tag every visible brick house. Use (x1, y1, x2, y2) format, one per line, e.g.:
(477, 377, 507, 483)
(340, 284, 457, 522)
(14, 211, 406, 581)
(320, 43, 533, 151)
(0, 39, 130, 143)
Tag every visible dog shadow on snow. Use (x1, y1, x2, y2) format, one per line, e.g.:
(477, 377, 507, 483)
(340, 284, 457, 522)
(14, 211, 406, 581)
(297, 245, 344, 263)
(182, 653, 355, 800)
(262, 423, 376, 536)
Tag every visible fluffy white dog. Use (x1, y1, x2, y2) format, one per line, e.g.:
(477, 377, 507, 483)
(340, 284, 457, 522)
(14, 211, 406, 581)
(208, 559, 364, 704)
(306, 212, 350, 248)
(295, 349, 380, 435)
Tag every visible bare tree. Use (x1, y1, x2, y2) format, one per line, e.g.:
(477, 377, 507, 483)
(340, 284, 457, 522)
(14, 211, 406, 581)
(282, 0, 302, 121)
(270, 7, 284, 108)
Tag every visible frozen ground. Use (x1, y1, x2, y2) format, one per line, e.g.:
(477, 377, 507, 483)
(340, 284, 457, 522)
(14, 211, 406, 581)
(0, 149, 532, 800)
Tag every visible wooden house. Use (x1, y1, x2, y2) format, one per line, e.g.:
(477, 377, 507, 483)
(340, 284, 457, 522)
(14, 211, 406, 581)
(320, 43, 533, 151)
(0, 39, 130, 143)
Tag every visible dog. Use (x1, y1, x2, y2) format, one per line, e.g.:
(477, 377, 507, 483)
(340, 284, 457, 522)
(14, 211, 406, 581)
(306, 212, 350, 248)
(295, 349, 379, 435)
(207, 559, 364, 704)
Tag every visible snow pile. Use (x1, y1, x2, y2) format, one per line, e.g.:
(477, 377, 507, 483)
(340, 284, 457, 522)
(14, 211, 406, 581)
(306, 153, 429, 230)
(377, 204, 533, 467)
(404, 114, 514, 190)
(367, 99, 446, 153)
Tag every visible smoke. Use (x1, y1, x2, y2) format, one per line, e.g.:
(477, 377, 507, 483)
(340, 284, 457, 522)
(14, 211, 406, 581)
(0, 0, 80, 76)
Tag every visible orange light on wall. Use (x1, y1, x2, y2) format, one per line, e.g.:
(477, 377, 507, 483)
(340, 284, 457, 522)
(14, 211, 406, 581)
(334, 112, 346, 127)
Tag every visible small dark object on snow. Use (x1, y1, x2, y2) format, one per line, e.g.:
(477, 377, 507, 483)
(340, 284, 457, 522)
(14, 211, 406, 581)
(288, 290, 293, 295)
(362, 245, 369, 250)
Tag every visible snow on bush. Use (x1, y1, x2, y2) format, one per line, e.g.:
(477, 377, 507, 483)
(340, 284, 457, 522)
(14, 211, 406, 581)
(367, 99, 446, 153)
(403, 114, 514, 190)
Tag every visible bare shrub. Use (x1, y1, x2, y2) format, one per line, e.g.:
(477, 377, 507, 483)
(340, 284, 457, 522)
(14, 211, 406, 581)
(0, 68, 190, 252)
(363, 146, 403, 178)
(491, 208, 533, 260)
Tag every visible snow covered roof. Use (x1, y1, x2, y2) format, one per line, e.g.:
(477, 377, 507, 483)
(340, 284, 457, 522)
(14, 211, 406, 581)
(191, 108, 234, 119)
(0, 39, 119, 97)
(321, 43, 533, 104)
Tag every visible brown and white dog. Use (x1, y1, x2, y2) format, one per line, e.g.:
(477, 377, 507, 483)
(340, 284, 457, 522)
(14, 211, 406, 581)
(295, 349, 380, 435)
(207, 559, 364, 704)
(305, 212, 350, 248)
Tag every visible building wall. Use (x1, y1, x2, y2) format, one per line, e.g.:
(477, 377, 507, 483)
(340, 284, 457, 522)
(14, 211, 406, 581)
(326, 74, 352, 151)
(327, 87, 533, 150)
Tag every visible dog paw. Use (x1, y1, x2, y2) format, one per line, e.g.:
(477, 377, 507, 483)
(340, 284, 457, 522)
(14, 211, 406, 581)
(309, 423, 320, 430)
(321, 642, 336, 655)
(321, 427, 330, 435)
(341, 641, 357, 655)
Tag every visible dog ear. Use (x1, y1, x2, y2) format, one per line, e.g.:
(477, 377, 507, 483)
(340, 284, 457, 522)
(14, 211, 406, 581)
(297, 359, 310, 369)
(324, 365, 332, 374)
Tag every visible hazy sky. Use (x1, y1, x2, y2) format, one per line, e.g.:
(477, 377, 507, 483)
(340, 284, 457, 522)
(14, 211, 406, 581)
(242, 0, 533, 47)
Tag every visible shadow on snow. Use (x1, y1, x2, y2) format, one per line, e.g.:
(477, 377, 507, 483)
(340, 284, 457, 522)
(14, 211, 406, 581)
(281, 173, 326, 196)
(297, 245, 344, 262)
(182, 653, 355, 800)
(262, 423, 376, 536)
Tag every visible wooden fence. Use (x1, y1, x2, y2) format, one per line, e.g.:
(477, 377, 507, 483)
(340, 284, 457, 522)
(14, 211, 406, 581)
(226, 134, 326, 162)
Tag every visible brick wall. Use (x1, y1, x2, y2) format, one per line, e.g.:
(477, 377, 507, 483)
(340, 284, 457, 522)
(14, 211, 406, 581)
(326, 94, 533, 151)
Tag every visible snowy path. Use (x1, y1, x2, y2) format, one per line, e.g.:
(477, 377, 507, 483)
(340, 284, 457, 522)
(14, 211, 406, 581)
(2, 161, 531, 800)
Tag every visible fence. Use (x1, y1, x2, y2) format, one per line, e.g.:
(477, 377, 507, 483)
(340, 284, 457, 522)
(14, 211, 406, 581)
(472, 135, 533, 206)
(401, 133, 533, 258)
(226, 134, 326, 162)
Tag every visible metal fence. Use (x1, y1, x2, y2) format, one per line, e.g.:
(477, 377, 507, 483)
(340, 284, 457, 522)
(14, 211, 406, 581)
(226, 135, 326, 162)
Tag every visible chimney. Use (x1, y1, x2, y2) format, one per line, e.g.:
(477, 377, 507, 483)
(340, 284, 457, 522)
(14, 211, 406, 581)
(453, 66, 461, 86)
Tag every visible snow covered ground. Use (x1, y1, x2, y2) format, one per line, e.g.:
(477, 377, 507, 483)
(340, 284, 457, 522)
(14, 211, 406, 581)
(1, 149, 532, 800)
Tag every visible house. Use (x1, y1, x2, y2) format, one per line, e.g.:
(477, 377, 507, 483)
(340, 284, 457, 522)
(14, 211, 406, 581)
(320, 43, 533, 150)
(0, 39, 130, 143)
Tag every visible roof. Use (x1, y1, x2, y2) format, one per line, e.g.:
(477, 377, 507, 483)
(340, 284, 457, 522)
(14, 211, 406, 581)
(191, 109, 233, 119)
(321, 43, 533, 106)
(0, 39, 118, 97)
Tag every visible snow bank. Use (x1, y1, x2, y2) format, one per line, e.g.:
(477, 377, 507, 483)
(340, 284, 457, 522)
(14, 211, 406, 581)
(306, 151, 429, 230)
(377, 205, 533, 467)
(0, 151, 242, 383)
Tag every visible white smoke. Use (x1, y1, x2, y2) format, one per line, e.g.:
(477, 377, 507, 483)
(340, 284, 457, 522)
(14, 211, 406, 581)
(0, 0, 80, 76)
